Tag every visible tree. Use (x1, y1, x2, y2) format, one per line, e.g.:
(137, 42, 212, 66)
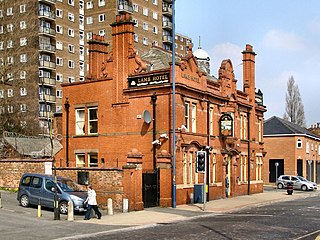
(0, 1, 42, 136)
(283, 76, 306, 127)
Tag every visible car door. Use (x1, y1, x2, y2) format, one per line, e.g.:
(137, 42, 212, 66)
(42, 179, 55, 208)
(28, 176, 43, 205)
(291, 176, 300, 190)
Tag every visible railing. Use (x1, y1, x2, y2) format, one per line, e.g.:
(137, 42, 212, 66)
(39, 111, 54, 118)
(162, 6, 172, 15)
(39, 77, 56, 86)
(38, 0, 56, 4)
(163, 35, 172, 43)
(39, 60, 56, 69)
(118, 4, 133, 13)
(39, 43, 56, 52)
(163, 21, 172, 29)
(39, 10, 55, 19)
(39, 94, 56, 102)
(39, 26, 56, 36)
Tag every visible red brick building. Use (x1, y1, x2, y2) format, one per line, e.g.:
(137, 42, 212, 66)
(264, 116, 320, 184)
(56, 13, 266, 209)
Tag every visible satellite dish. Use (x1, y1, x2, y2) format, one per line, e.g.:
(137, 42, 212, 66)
(142, 110, 152, 124)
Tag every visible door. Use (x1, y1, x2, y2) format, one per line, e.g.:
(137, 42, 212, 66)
(269, 159, 284, 182)
(42, 179, 55, 208)
(297, 159, 303, 176)
(142, 169, 159, 208)
(316, 161, 320, 184)
(29, 176, 43, 205)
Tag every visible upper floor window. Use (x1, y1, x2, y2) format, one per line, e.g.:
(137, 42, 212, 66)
(191, 103, 196, 133)
(68, 0, 75, 6)
(184, 102, 190, 131)
(143, 7, 148, 16)
(209, 107, 213, 135)
(56, 9, 63, 18)
(240, 113, 247, 140)
(76, 108, 85, 135)
(7, 8, 13, 16)
(133, 4, 138, 12)
(306, 142, 310, 154)
(152, 0, 158, 5)
(20, 87, 27, 96)
(88, 107, 98, 134)
(98, 0, 106, 7)
(20, 4, 26, 13)
(68, 12, 74, 22)
(86, 16, 93, 25)
(153, 12, 158, 20)
(20, 21, 26, 29)
(297, 138, 302, 148)
(86, 1, 93, 9)
(99, 14, 105, 22)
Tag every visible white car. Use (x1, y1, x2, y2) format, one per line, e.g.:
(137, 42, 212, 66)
(277, 175, 314, 191)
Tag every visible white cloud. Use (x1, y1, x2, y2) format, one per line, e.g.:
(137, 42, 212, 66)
(262, 29, 306, 52)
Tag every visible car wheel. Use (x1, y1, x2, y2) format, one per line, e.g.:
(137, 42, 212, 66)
(59, 201, 68, 214)
(301, 185, 307, 191)
(20, 195, 30, 207)
(277, 183, 284, 189)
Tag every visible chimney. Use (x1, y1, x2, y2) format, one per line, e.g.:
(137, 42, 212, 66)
(242, 44, 256, 101)
(87, 35, 109, 79)
(111, 13, 135, 103)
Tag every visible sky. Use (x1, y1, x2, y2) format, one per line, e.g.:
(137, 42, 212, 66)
(175, 0, 320, 127)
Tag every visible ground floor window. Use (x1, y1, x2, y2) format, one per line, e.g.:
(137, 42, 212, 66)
(76, 154, 85, 167)
(240, 155, 247, 182)
(256, 156, 263, 181)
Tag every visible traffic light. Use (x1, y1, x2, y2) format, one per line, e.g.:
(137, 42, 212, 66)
(196, 151, 206, 173)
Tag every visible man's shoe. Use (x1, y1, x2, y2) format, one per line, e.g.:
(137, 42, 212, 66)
(84, 218, 90, 220)
(98, 216, 101, 219)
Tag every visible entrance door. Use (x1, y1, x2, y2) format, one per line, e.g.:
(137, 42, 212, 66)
(297, 159, 303, 176)
(269, 159, 284, 182)
(316, 161, 320, 184)
(142, 169, 159, 208)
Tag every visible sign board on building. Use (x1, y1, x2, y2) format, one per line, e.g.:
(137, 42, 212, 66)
(128, 72, 170, 88)
(219, 114, 233, 137)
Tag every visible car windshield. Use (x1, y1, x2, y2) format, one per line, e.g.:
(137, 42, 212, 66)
(297, 176, 308, 182)
(57, 179, 84, 192)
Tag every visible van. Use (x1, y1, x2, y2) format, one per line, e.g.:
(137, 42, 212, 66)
(17, 173, 87, 214)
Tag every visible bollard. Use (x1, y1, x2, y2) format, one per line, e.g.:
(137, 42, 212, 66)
(123, 198, 128, 213)
(0, 192, 2, 209)
(67, 201, 74, 221)
(190, 193, 194, 204)
(107, 198, 113, 215)
(37, 199, 42, 218)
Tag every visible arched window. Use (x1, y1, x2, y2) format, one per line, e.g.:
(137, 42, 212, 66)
(297, 138, 302, 148)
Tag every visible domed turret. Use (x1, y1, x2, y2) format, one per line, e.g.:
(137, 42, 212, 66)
(193, 37, 211, 74)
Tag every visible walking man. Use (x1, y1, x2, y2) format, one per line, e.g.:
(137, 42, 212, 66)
(84, 185, 102, 220)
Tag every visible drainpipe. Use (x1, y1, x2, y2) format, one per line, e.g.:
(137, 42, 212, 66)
(247, 110, 251, 195)
(64, 98, 70, 167)
(206, 100, 210, 200)
(151, 93, 157, 171)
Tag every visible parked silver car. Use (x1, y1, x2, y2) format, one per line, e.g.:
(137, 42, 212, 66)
(277, 175, 314, 191)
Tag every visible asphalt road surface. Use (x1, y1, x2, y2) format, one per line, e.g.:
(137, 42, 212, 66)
(1, 190, 320, 240)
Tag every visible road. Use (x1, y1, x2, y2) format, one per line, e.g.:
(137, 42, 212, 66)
(1, 189, 320, 240)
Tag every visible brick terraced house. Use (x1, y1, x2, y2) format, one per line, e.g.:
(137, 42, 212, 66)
(56, 13, 266, 209)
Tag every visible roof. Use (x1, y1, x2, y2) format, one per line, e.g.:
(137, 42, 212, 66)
(3, 131, 63, 158)
(264, 116, 320, 139)
(194, 48, 210, 60)
(141, 47, 181, 71)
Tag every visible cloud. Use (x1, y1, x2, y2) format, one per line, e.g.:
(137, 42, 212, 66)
(308, 19, 320, 36)
(262, 29, 306, 52)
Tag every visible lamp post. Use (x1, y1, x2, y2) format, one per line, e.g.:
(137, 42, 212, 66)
(171, 0, 176, 208)
(64, 98, 70, 167)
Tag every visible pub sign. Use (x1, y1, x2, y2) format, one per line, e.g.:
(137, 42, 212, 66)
(219, 114, 233, 137)
(128, 72, 170, 88)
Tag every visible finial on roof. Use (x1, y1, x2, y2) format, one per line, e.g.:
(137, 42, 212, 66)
(198, 36, 201, 49)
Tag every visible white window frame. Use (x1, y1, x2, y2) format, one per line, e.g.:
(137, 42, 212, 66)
(297, 138, 302, 149)
(56, 9, 63, 18)
(191, 103, 196, 133)
(88, 107, 98, 134)
(20, 21, 26, 29)
(306, 142, 310, 154)
(143, 7, 148, 16)
(68, 0, 75, 6)
(56, 41, 63, 50)
(20, 4, 26, 13)
(68, 44, 75, 53)
(153, 26, 158, 34)
(20, 71, 26, 79)
(7, 8, 13, 16)
(56, 73, 63, 82)
(133, 4, 138, 12)
(7, 89, 13, 97)
(68, 60, 75, 69)
(134, 34, 138, 42)
(68, 12, 74, 22)
(20, 37, 27, 46)
(20, 54, 27, 63)
(76, 154, 85, 167)
(86, 16, 93, 25)
(56, 57, 63, 66)
(88, 153, 98, 167)
(76, 108, 85, 135)
(20, 104, 27, 112)
(0, 90, 3, 98)
(99, 30, 105, 36)
(143, 37, 148, 45)
(56, 90, 62, 98)
(86, 1, 93, 9)
(20, 87, 27, 96)
(143, 22, 148, 30)
(184, 102, 190, 131)
(68, 28, 74, 37)
(56, 25, 63, 34)
(99, 14, 105, 22)
(98, 0, 106, 7)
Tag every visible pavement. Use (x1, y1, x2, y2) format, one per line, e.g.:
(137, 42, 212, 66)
(77, 186, 320, 227)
